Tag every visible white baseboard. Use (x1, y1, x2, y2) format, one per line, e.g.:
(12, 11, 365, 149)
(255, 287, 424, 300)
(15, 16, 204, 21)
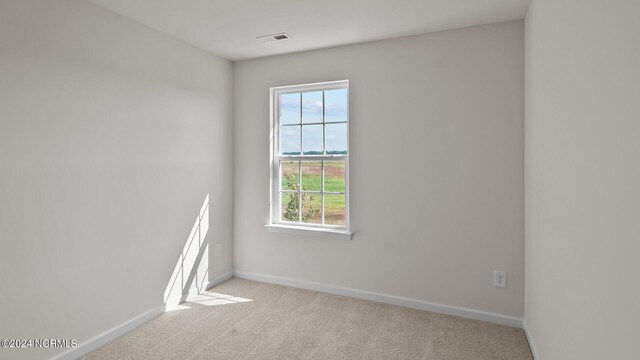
(232, 270, 523, 328)
(523, 320, 538, 359)
(208, 271, 234, 291)
(49, 305, 165, 360)
(165, 284, 204, 308)
(49, 270, 233, 360)
(165, 271, 233, 308)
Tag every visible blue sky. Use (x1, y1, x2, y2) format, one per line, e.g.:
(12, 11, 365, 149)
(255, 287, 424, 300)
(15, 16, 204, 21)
(280, 89, 347, 154)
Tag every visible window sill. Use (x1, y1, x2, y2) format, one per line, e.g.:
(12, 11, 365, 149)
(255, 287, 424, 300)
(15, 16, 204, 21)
(265, 224, 352, 240)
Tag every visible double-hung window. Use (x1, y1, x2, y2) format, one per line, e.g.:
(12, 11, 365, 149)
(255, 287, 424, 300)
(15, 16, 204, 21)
(267, 80, 351, 239)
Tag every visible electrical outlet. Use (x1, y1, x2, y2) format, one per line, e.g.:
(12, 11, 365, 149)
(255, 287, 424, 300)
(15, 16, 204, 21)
(494, 271, 507, 288)
(214, 244, 221, 257)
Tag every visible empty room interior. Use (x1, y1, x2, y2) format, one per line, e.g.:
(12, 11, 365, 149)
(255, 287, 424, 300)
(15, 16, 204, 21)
(1, 0, 638, 359)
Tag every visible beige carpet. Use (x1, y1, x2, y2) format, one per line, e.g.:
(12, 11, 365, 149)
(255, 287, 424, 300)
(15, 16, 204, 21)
(82, 278, 533, 360)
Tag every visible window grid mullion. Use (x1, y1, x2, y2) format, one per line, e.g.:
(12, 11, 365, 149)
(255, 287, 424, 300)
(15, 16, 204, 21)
(299, 92, 303, 156)
(322, 90, 326, 155)
(277, 155, 347, 162)
(321, 160, 325, 225)
(298, 160, 302, 223)
(281, 121, 346, 127)
(280, 189, 344, 196)
(298, 93, 302, 222)
(321, 91, 326, 225)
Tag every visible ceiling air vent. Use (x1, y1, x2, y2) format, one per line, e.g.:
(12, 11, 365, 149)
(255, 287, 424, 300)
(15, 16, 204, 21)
(257, 33, 292, 43)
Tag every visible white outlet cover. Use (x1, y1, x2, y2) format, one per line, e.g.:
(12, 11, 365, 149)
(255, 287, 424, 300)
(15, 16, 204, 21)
(494, 271, 507, 288)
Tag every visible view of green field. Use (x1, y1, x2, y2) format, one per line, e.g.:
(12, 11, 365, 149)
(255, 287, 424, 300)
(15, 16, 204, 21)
(281, 161, 345, 225)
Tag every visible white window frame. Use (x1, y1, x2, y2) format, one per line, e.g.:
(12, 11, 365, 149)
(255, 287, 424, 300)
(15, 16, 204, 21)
(266, 80, 352, 240)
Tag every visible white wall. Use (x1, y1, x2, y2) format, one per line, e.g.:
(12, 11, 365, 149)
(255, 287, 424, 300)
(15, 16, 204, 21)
(234, 21, 525, 319)
(524, 1, 640, 359)
(0, 1, 232, 359)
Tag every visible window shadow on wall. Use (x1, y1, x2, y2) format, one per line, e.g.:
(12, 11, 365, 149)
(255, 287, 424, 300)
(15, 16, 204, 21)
(163, 194, 210, 308)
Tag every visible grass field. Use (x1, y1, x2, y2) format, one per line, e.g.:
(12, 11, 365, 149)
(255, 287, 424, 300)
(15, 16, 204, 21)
(281, 161, 345, 225)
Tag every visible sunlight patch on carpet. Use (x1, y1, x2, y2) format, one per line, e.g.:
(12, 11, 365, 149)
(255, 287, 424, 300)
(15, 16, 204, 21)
(187, 291, 253, 306)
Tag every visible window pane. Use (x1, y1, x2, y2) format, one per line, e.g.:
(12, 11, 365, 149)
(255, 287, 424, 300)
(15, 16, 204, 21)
(302, 124, 323, 155)
(325, 123, 348, 154)
(324, 194, 345, 225)
(280, 125, 300, 155)
(301, 161, 321, 191)
(280, 93, 300, 125)
(301, 192, 322, 224)
(302, 91, 323, 123)
(281, 192, 300, 222)
(281, 161, 299, 190)
(323, 161, 345, 193)
(324, 89, 347, 123)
